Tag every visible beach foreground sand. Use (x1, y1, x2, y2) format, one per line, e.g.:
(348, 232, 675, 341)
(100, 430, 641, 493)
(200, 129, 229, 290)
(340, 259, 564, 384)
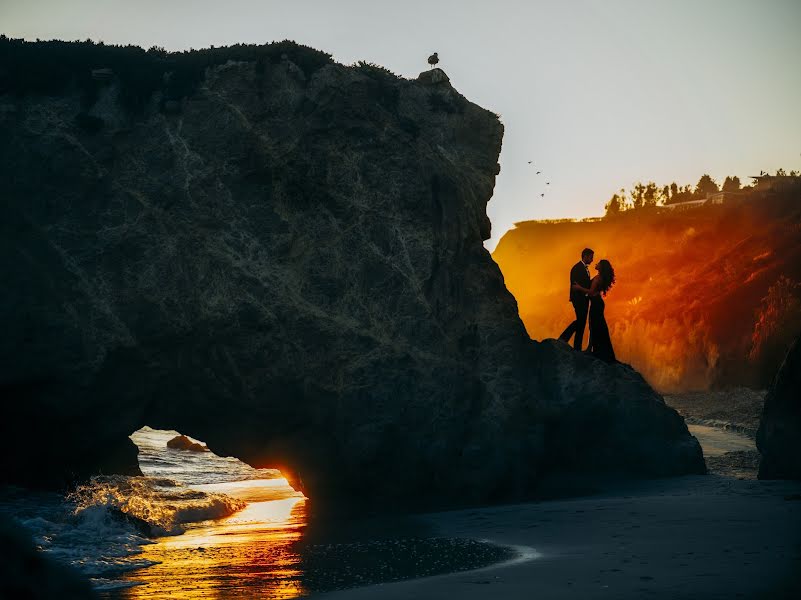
(314, 475, 801, 599)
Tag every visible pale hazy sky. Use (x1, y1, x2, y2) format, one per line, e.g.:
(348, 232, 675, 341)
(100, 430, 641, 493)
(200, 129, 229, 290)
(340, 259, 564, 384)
(3, 0, 800, 249)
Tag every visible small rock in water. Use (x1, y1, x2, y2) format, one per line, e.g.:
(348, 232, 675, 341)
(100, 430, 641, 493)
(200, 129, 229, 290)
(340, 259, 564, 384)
(167, 435, 208, 452)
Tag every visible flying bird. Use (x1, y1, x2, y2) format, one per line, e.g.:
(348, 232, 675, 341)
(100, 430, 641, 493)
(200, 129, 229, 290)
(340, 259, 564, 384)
(528, 161, 532, 164)
(546, 182, 550, 185)
(427, 52, 439, 69)
(540, 193, 545, 197)
(536, 171, 541, 174)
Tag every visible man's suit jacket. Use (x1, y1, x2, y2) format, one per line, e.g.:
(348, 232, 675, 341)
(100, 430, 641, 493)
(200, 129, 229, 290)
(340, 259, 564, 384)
(569, 261, 592, 304)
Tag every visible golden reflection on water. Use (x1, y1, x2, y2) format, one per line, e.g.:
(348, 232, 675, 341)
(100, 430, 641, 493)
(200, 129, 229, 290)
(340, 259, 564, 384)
(117, 479, 308, 599)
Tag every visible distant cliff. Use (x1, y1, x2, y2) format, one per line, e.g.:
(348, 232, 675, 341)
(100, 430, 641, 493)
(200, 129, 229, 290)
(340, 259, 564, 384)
(493, 191, 801, 392)
(0, 39, 703, 510)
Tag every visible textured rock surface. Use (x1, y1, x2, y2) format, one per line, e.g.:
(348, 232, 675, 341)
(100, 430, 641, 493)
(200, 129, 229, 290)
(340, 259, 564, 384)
(0, 516, 98, 599)
(0, 43, 704, 510)
(757, 335, 801, 480)
(167, 435, 208, 452)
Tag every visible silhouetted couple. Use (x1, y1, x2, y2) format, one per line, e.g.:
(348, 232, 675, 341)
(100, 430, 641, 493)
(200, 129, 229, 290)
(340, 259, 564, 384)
(558, 248, 616, 362)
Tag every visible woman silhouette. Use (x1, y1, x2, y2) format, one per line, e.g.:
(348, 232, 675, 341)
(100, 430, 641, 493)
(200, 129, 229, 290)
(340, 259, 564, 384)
(572, 259, 616, 362)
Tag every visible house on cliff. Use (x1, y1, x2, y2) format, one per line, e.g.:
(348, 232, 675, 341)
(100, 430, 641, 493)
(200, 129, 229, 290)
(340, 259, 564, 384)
(661, 198, 708, 211)
(663, 189, 747, 210)
(750, 173, 801, 194)
(706, 191, 745, 205)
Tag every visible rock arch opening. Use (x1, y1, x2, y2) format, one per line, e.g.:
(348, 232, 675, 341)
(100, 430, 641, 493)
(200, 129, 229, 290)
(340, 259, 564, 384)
(102, 430, 518, 596)
(129, 425, 306, 505)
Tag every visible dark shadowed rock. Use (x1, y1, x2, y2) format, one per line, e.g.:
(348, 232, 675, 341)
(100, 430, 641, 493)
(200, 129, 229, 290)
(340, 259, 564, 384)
(0, 41, 703, 511)
(417, 67, 450, 86)
(167, 434, 208, 452)
(757, 335, 801, 480)
(0, 516, 97, 599)
(534, 340, 705, 478)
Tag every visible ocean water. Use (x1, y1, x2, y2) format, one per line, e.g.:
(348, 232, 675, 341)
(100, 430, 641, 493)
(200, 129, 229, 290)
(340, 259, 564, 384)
(0, 427, 515, 598)
(686, 424, 754, 457)
(0, 426, 299, 593)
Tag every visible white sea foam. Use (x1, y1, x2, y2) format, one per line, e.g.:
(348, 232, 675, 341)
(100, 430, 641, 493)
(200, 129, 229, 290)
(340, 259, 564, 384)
(12, 491, 156, 579)
(1, 425, 289, 588)
(68, 475, 247, 536)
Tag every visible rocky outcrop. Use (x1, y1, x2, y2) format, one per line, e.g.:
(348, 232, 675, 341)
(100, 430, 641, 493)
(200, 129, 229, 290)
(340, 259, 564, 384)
(0, 41, 704, 511)
(0, 516, 98, 599)
(757, 335, 801, 479)
(167, 435, 208, 452)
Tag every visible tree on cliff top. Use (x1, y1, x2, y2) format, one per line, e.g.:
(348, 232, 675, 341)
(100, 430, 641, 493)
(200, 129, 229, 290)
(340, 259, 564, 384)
(643, 182, 659, 207)
(722, 175, 742, 192)
(605, 193, 624, 217)
(629, 182, 646, 210)
(664, 181, 694, 205)
(694, 174, 719, 199)
(623, 181, 661, 211)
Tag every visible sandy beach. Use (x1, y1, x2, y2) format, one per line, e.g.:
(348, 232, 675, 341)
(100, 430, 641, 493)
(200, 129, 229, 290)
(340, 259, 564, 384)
(312, 389, 800, 599)
(314, 475, 801, 599)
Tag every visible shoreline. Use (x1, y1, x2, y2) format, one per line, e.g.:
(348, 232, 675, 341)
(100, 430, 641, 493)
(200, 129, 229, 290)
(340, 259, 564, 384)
(9, 404, 799, 598)
(665, 388, 764, 480)
(313, 410, 801, 599)
(313, 475, 801, 599)
(664, 388, 765, 438)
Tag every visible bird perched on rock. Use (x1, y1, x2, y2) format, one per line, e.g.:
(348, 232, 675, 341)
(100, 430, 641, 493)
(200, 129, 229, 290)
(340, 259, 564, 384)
(428, 52, 439, 69)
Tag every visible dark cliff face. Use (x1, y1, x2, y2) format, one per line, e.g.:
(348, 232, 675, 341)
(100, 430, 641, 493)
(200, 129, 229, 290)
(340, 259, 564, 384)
(757, 335, 801, 480)
(0, 41, 703, 510)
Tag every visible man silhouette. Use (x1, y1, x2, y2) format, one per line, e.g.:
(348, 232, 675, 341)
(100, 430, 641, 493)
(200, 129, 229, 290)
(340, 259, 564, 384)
(558, 248, 594, 351)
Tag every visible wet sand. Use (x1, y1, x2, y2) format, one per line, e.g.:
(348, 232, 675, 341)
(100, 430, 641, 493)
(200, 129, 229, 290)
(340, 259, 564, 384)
(667, 389, 764, 479)
(314, 475, 801, 599)
(664, 388, 765, 437)
(110, 408, 800, 598)
(316, 404, 801, 599)
(107, 479, 512, 598)
(108, 480, 309, 598)
(686, 424, 755, 456)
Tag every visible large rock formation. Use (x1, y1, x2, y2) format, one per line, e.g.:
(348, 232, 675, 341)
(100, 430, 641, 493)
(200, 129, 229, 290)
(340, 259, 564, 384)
(757, 335, 801, 479)
(0, 41, 704, 511)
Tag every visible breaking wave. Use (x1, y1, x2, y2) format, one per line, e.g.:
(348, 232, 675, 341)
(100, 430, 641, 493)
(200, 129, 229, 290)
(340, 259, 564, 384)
(1, 426, 283, 589)
(68, 475, 247, 536)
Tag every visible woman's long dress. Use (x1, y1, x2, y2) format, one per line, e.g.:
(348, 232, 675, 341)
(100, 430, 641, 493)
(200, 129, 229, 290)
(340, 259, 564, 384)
(589, 295, 616, 363)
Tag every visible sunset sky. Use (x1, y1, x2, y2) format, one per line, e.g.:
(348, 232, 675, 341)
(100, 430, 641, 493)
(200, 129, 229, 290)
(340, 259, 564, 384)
(3, 0, 799, 249)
